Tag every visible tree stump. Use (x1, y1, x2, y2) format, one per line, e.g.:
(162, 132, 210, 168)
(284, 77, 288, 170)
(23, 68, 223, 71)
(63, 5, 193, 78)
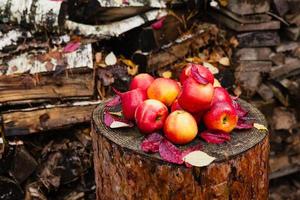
(91, 99, 269, 200)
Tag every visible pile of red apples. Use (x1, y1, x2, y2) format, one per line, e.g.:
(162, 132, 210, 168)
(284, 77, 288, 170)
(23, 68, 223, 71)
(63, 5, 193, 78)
(111, 63, 241, 145)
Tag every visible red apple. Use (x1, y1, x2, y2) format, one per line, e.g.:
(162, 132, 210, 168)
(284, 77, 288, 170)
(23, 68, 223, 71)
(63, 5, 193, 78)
(164, 110, 198, 144)
(116, 88, 147, 121)
(178, 77, 214, 113)
(211, 87, 232, 105)
(171, 99, 182, 112)
(135, 99, 168, 134)
(129, 73, 154, 92)
(203, 101, 238, 133)
(171, 99, 203, 123)
(147, 78, 180, 106)
(179, 63, 214, 85)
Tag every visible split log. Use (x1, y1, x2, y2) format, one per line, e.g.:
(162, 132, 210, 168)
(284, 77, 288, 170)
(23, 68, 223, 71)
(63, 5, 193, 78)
(2, 100, 100, 136)
(0, 176, 23, 200)
(225, 0, 270, 15)
(133, 23, 220, 70)
(270, 57, 300, 79)
(284, 26, 300, 41)
(91, 99, 269, 199)
(234, 48, 272, 61)
(237, 31, 280, 47)
(0, 69, 94, 105)
(0, 43, 93, 75)
(209, 11, 280, 32)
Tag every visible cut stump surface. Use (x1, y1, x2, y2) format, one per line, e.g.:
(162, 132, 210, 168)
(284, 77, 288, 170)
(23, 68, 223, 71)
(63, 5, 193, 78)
(92, 99, 269, 200)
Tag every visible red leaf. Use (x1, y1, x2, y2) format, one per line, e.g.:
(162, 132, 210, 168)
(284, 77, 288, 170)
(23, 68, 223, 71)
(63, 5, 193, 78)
(104, 111, 134, 128)
(191, 65, 209, 84)
(63, 42, 81, 53)
(232, 99, 248, 117)
(140, 133, 163, 153)
(200, 130, 230, 144)
(235, 118, 253, 130)
(151, 17, 165, 30)
(159, 139, 183, 164)
(105, 95, 121, 107)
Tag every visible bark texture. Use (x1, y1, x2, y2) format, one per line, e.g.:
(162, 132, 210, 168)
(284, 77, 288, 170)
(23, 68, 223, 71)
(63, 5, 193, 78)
(91, 100, 269, 200)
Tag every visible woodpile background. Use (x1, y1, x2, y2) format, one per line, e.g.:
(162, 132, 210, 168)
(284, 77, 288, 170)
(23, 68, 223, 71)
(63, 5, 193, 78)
(0, 0, 299, 199)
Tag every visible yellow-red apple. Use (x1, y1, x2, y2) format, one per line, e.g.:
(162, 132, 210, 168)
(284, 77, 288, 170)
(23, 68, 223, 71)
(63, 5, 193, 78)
(177, 77, 214, 113)
(203, 102, 238, 133)
(179, 63, 214, 85)
(129, 73, 154, 92)
(135, 99, 168, 134)
(163, 110, 198, 144)
(147, 78, 180, 106)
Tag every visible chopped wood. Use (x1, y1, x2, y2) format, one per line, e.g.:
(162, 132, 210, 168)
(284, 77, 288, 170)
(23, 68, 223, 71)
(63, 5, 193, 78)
(269, 155, 290, 173)
(235, 48, 272, 61)
(276, 42, 300, 52)
(226, 0, 270, 15)
(272, 107, 297, 130)
(270, 52, 285, 65)
(284, 26, 300, 41)
(235, 61, 272, 73)
(2, 101, 100, 136)
(273, 0, 290, 16)
(210, 11, 280, 32)
(257, 83, 274, 101)
(133, 23, 220, 70)
(97, 0, 166, 7)
(270, 57, 300, 79)
(0, 70, 94, 105)
(215, 7, 272, 24)
(285, 12, 300, 26)
(237, 31, 280, 47)
(0, 44, 93, 75)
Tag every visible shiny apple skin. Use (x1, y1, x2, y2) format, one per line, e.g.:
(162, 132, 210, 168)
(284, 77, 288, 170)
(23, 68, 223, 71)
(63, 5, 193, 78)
(179, 63, 214, 85)
(147, 78, 180, 106)
(164, 110, 198, 144)
(177, 77, 214, 113)
(203, 101, 238, 133)
(211, 87, 232, 105)
(135, 99, 169, 134)
(129, 73, 154, 92)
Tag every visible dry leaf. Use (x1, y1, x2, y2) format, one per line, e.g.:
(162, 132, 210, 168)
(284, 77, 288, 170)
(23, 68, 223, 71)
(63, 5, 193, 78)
(203, 62, 219, 74)
(186, 57, 203, 63)
(95, 52, 102, 64)
(229, 36, 239, 48)
(233, 85, 242, 97)
(253, 123, 268, 131)
(218, 0, 228, 6)
(109, 111, 123, 117)
(219, 57, 230, 66)
(110, 121, 132, 128)
(162, 71, 172, 78)
(183, 151, 216, 167)
(213, 78, 221, 87)
(121, 59, 138, 76)
(105, 52, 117, 66)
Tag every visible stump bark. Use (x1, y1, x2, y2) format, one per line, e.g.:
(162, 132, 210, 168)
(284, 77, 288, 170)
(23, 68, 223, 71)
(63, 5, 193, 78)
(91, 99, 269, 200)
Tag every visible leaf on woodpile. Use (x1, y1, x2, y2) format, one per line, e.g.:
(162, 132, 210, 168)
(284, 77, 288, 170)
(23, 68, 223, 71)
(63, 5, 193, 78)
(161, 70, 172, 78)
(191, 65, 209, 84)
(105, 52, 117, 66)
(219, 57, 230, 66)
(213, 78, 222, 87)
(104, 111, 133, 128)
(63, 42, 81, 53)
(159, 139, 183, 164)
(218, 0, 228, 6)
(182, 151, 216, 167)
(120, 58, 138, 76)
(203, 62, 219, 74)
(105, 96, 121, 107)
(253, 123, 268, 131)
(140, 133, 164, 153)
(200, 130, 231, 144)
(151, 17, 165, 30)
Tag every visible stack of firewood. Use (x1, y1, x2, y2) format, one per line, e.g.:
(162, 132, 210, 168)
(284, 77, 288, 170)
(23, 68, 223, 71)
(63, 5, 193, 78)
(210, 0, 300, 179)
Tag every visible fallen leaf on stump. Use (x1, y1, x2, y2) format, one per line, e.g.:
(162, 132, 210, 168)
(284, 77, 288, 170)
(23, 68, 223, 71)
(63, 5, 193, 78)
(182, 151, 216, 167)
(235, 119, 253, 130)
(104, 111, 133, 128)
(253, 123, 268, 131)
(159, 139, 183, 164)
(140, 133, 163, 153)
(105, 96, 121, 107)
(200, 130, 231, 144)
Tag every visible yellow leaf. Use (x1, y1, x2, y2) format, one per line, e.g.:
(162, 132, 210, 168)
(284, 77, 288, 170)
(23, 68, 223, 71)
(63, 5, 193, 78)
(219, 57, 230, 66)
(213, 78, 221, 87)
(253, 123, 268, 131)
(162, 71, 172, 78)
(182, 151, 216, 167)
(121, 58, 139, 76)
(218, 0, 228, 7)
(105, 52, 117, 66)
(109, 111, 123, 117)
(203, 62, 219, 74)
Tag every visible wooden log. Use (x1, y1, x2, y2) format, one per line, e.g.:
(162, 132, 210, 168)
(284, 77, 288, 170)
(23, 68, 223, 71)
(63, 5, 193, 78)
(270, 57, 300, 79)
(133, 23, 220, 70)
(0, 69, 94, 105)
(237, 31, 280, 47)
(2, 100, 100, 136)
(234, 48, 272, 61)
(209, 11, 280, 32)
(91, 99, 269, 199)
(225, 0, 270, 15)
